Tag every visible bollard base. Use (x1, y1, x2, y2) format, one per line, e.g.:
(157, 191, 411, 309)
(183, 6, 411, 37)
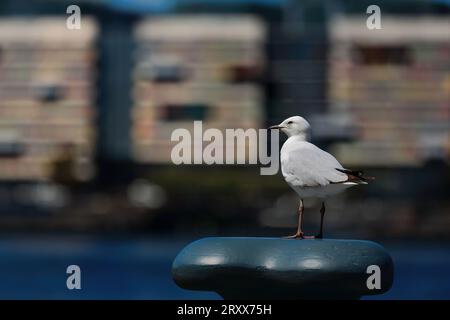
(172, 237, 394, 300)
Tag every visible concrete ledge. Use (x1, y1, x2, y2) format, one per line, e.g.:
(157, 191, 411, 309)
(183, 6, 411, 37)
(172, 237, 394, 299)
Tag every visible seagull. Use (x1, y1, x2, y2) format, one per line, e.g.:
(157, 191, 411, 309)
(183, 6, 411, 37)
(269, 116, 373, 239)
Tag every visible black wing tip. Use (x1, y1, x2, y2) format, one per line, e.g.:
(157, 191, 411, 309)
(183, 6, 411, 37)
(335, 168, 375, 182)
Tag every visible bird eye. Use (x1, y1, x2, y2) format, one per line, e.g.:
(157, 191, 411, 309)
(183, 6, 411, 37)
(287, 121, 293, 125)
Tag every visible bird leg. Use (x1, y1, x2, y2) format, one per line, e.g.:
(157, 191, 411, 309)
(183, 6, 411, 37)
(284, 199, 304, 239)
(315, 202, 325, 239)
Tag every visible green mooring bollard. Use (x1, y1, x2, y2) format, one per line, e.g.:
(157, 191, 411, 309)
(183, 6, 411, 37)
(172, 237, 393, 299)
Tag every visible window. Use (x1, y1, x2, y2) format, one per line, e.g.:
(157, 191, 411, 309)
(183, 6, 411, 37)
(162, 104, 209, 121)
(353, 45, 412, 65)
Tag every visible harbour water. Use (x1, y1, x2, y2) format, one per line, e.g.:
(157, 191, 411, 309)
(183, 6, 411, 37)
(0, 236, 448, 300)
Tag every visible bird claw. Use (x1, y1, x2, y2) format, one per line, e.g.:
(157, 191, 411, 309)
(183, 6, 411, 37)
(283, 232, 304, 239)
(283, 233, 323, 240)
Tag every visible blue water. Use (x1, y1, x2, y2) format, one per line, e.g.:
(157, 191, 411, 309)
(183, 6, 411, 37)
(0, 236, 448, 300)
(366, 242, 450, 300)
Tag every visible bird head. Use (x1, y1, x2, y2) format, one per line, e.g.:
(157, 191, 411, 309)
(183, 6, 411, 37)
(269, 116, 311, 139)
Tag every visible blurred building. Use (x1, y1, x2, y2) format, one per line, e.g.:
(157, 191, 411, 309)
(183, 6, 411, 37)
(132, 15, 266, 163)
(329, 16, 450, 166)
(0, 17, 98, 180)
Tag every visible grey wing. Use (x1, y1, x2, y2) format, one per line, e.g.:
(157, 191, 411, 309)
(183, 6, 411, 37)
(282, 144, 347, 187)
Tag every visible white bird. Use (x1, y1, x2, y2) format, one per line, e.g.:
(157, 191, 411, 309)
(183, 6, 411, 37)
(269, 116, 373, 239)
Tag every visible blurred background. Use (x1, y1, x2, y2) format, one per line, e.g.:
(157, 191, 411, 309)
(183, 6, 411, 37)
(0, 0, 449, 299)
